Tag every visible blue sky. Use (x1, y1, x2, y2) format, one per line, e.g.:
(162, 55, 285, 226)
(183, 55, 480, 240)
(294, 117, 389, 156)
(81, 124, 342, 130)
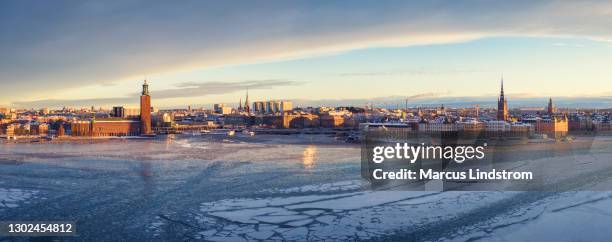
(1, 1, 611, 108)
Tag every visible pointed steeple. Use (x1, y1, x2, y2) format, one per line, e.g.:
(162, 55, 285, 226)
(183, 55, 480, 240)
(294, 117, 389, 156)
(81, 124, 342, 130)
(500, 75, 505, 97)
(244, 89, 250, 114)
(547, 97, 555, 114)
(239, 97, 242, 111)
(497, 75, 509, 121)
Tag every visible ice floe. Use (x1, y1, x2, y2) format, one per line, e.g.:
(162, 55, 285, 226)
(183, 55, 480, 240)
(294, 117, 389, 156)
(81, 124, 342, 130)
(193, 181, 516, 241)
(0, 188, 38, 210)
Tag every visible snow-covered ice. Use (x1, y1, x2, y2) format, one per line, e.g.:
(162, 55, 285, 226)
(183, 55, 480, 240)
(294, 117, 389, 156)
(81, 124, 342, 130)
(196, 181, 518, 241)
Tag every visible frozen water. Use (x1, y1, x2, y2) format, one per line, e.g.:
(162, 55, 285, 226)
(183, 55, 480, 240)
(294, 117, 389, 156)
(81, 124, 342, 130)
(447, 192, 612, 242)
(0, 188, 38, 210)
(196, 181, 518, 240)
(1, 135, 612, 241)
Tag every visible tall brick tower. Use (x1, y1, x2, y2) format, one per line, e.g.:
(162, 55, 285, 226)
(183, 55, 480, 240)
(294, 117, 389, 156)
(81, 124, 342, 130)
(497, 77, 509, 121)
(140, 80, 152, 135)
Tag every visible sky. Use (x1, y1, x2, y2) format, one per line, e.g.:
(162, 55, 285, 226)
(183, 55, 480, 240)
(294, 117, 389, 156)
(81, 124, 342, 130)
(1, 0, 611, 109)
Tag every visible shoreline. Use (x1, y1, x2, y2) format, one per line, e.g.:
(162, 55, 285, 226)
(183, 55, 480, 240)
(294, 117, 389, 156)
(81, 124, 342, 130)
(2, 132, 611, 146)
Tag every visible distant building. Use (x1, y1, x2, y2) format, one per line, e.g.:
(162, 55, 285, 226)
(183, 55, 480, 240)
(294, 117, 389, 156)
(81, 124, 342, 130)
(486, 121, 511, 132)
(253, 100, 293, 114)
(518, 107, 545, 115)
(593, 121, 612, 132)
(532, 116, 569, 138)
(72, 119, 141, 137)
(244, 90, 250, 114)
(0, 107, 10, 115)
(71, 81, 153, 137)
(31, 123, 48, 136)
(213, 104, 233, 114)
(497, 77, 509, 121)
(4, 124, 16, 139)
(456, 120, 485, 132)
(262, 113, 319, 129)
(320, 115, 345, 128)
(223, 114, 248, 126)
(112, 106, 140, 118)
(546, 98, 557, 114)
(418, 123, 458, 132)
(57, 123, 65, 136)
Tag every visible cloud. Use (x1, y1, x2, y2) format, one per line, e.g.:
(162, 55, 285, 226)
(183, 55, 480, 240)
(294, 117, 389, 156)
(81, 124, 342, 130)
(552, 43, 585, 48)
(2, 1, 612, 102)
(11, 79, 297, 108)
(407, 92, 446, 99)
(154, 79, 297, 99)
(335, 68, 489, 77)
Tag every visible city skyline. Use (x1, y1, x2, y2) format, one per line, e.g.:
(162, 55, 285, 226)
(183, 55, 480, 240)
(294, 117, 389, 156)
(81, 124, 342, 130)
(1, 1, 612, 108)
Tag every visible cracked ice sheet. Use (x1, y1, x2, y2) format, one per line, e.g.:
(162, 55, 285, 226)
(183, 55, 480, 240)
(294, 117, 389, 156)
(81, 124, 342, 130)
(0, 188, 39, 210)
(446, 192, 612, 242)
(258, 180, 362, 194)
(194, 181, 516, 241)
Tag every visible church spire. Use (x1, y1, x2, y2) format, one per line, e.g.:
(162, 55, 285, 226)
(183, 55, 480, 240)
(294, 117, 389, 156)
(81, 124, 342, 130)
(500, 75, 504, 97)
(547, 97, 555, 114)
(244, 89, 250, 114)
(497, 75, 509, 121)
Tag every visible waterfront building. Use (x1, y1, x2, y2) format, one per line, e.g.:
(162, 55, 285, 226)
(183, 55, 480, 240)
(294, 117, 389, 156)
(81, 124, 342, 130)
(320, 115, 345, 128)
(31, 123, 48, 136)
(57, 124, 65, 136)
(71, 118, 141, 137)
(152, 112, 175, 128)
(418, 123, 458, 132)
(361, 123, 412, 141)
(140, 80, 152, 135)
(593, 121, 612, 132)
(71, 81, 153, 137)
(568, 116, 593, 131)
(262, 113, 320, 129)
(486, 121, 511, 132)
(533, 116, 569, 138)
(510, 122, 532, 133)
(5, 124, 16, 139)
(456, 120, 486, 132)
(71, 121, 93, 136)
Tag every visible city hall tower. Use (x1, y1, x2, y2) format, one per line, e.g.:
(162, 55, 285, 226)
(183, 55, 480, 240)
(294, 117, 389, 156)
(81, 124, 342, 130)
(140, 80, 152, 135)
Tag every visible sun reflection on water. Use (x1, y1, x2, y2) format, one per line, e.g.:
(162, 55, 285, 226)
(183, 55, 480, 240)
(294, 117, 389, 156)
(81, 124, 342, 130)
(302, 145, 317, 169)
